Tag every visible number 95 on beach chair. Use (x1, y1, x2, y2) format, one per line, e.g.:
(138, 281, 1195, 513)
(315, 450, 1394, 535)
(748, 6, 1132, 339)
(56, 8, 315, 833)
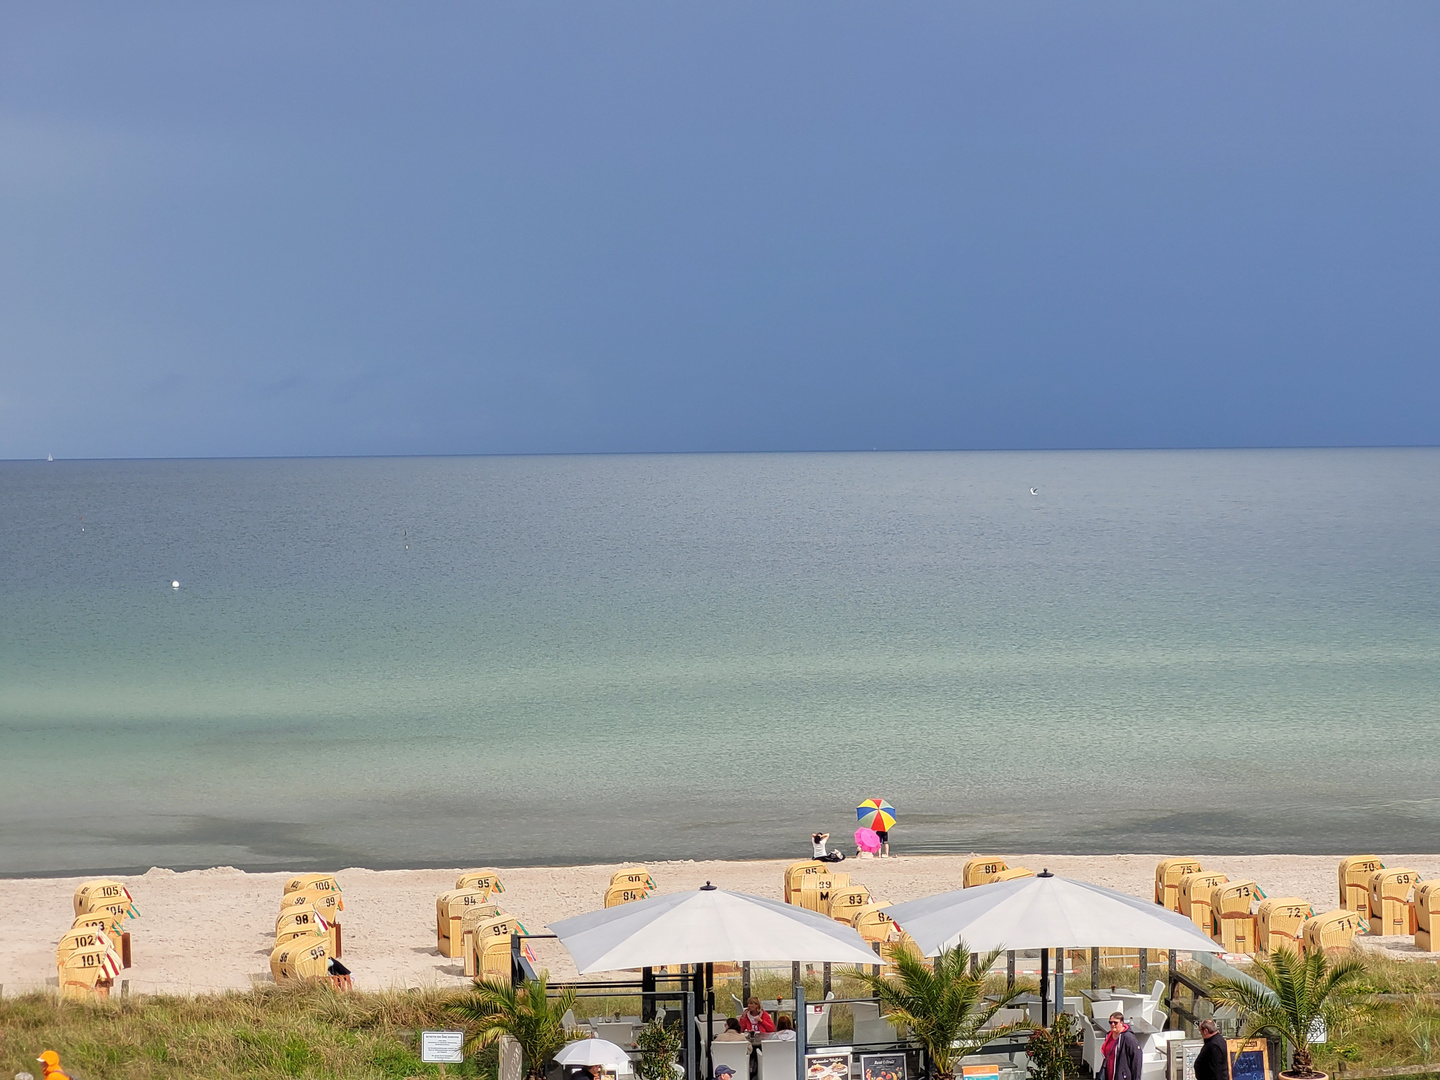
(456, 869, 506, 893)
(784, 860, 827, 903)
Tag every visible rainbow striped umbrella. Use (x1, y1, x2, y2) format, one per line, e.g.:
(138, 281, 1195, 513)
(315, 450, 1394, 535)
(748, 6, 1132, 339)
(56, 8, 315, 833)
(856, 798, 896, 831)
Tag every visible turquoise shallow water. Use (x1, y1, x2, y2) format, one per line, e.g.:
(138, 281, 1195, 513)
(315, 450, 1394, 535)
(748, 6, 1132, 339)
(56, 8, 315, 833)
(2, 449, 1438, 875)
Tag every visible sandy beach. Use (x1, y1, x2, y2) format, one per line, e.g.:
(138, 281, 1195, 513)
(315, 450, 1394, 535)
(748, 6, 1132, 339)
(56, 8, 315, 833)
(5, 854, 1438, 996)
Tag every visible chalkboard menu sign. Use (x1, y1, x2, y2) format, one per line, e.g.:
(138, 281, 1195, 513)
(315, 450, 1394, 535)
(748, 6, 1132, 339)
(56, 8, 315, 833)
(1229, 1038, 1269, 1080)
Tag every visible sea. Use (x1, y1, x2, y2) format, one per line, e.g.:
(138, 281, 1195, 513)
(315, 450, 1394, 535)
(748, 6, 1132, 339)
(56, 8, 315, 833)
(2, 449, 1437, 876)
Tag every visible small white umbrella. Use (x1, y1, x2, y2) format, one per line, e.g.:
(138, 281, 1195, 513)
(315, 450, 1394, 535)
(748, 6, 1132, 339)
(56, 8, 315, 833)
(555, 1039, 634, 1072)
(883, 871, 1222, 955)
(549, 884, 880, 973)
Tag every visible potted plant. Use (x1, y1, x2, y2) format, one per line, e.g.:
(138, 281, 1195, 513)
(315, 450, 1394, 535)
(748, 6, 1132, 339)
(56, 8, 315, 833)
(1207, 946, 1367, 1080)
(634, 1017, 685, 1080)
(1026, 1013, 1080, 1080)
(856, 940, 1026, 1080)
(451, 973, 579, 1080)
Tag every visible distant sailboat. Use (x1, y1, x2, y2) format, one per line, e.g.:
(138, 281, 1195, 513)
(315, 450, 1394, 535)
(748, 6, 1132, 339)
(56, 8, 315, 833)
(47, 453, 53, 461)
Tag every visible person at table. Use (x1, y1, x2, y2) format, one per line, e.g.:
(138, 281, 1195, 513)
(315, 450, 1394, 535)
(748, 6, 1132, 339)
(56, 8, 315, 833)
(716, 1018, 747, 1042)
(739, 998, 775, 1036)
(1100, 1012, 1141, 1080)
(766, 1015, 796, 1042)
(1192, 1020, 1227, 1080)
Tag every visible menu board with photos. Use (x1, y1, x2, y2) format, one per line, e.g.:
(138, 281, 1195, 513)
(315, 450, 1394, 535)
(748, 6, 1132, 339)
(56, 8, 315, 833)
(860, 1052, 906, 1080)
(805, 1051, 852, 1080)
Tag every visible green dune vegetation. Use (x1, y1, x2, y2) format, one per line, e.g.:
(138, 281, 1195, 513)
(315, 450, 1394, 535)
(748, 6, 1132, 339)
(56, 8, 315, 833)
(5, 958, 1440, 1080)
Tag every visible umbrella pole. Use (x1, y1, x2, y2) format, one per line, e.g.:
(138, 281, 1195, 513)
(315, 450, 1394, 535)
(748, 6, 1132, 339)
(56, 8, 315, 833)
(1053, 948, 1064, 1024)
(705, 962, 714, 1080)
(642, 967, 655, 1023)
(1039, 948, 1050, 1027)
(1006, 951, 1015, 991)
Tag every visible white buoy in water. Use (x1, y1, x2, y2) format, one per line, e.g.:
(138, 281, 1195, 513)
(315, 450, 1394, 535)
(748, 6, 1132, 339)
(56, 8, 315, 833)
(171, 580, 180, 589)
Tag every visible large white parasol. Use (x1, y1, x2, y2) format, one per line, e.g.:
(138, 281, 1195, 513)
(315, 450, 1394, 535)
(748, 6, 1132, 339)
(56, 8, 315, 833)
(883, 871, 1222, 955)
(548, 884, 881, 973)
(554, 1039, 634, 1072)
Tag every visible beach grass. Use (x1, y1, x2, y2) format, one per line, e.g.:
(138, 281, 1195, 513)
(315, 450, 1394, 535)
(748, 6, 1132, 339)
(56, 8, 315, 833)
(8, 957, 1440, 1079)
(0, 983, 493, 1080)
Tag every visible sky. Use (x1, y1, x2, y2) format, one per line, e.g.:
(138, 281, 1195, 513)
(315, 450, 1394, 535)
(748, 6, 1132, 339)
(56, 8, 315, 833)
(1, 3, 1438, 459)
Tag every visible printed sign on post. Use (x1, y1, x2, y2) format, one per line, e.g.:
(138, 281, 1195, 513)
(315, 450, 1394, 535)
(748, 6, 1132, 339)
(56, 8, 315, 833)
(421, 1030, 466, 1064)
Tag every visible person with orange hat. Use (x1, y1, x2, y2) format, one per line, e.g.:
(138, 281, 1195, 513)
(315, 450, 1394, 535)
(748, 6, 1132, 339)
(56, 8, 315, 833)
(36, 1051, 72, 1080)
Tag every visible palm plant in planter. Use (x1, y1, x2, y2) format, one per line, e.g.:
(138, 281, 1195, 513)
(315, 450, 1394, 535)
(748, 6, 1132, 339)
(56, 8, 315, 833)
(1207, 946, 1367, 1080)
(451, 973, 579, 1080)
(855, 941, 1025, 1080)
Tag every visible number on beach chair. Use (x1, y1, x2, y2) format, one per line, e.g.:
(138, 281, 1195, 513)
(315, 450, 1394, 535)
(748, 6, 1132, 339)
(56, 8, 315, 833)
(1256, 896, 1313, 955)
(784, 860, 828, 903)
(457, 868, 506, 893)
(1301, 909, 1365, 955)
(1153, 858, 1203, 910)
(1337, 856, 1384, 919)
(284, 873, 343, 897)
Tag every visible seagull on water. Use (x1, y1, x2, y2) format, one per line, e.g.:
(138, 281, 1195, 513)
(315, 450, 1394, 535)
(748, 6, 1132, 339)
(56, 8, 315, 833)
(1029, 487, 1039, 496)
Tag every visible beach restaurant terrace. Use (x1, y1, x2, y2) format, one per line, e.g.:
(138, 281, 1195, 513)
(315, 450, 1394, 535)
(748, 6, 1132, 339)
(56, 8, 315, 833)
(510, 876, 1252, 1080)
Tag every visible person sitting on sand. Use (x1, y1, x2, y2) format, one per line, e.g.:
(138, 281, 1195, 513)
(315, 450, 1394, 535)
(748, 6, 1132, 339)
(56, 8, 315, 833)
(716, 1017, 747, 1042)
(766, 1015, 796, 1042)
(739, 997, 775, 1036)
(811, 832, 845, 863)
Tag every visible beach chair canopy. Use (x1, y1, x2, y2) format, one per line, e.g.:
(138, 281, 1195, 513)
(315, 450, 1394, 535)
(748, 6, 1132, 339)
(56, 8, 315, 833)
(549, 884, 882, 973)
(882, 871, 1221, 956)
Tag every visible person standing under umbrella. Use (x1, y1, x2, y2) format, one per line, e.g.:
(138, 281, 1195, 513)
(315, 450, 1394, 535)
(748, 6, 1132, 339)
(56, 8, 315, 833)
(1100, 1013, 1142, 1080)
(856, 799, 896, 858)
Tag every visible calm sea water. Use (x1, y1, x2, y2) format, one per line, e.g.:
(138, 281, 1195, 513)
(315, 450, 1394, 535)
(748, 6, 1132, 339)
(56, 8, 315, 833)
(2, 449, 1438, 875)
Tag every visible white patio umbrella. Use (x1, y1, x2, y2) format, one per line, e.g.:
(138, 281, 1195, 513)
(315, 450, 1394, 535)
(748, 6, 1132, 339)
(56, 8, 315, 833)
(549, 883, 880, 973)
(882, 870, 1221, 955)
(554, 1039, 634, 1072)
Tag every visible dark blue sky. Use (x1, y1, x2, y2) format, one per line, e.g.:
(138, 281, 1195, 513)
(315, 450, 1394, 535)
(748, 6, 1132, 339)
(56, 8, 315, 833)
(2, 4, 1437, 458)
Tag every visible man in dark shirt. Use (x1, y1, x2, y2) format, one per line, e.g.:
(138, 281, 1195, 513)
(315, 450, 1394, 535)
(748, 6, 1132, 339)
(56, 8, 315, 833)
(1192, 1019, 1229, 1080)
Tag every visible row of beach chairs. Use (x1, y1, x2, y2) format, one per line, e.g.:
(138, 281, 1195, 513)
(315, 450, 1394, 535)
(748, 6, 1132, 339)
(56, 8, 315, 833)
(783, 861, 916, 963)
(56, 880, 136, 1000)
(435, 868, 538, 979)
(1155, 856, 1425, 956)
(270, 873, 349, 987)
